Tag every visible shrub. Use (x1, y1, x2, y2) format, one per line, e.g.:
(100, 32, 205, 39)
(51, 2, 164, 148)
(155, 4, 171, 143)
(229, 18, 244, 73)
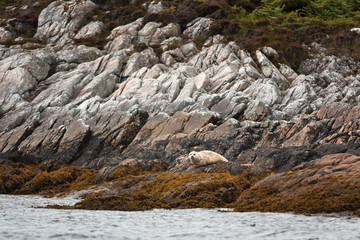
(304, 0, 359, 18)
(248, 0, 285, 18)
(282, 0, 311, 12)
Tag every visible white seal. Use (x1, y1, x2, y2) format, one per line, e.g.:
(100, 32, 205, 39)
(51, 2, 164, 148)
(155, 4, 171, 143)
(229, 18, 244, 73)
(189, 150, 228, 167)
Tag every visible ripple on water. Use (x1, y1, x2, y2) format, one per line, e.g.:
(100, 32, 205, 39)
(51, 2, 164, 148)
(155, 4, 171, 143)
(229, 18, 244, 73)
(1, 195, 360, 240)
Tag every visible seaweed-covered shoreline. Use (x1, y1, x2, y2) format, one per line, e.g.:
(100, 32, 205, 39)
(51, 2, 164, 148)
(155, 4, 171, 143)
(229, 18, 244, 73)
(2, 153, 360, 217)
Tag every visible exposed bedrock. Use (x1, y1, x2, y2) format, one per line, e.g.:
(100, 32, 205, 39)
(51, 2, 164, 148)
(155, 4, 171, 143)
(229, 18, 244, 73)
(1, 0, 360, 175)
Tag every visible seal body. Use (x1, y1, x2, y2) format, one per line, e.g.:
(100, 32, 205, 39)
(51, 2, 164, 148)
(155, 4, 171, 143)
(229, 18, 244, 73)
(189, 150, 228, 167)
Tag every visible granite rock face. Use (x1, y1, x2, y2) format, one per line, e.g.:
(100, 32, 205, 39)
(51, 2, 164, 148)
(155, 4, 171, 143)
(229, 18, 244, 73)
(1, 1, 360, 176)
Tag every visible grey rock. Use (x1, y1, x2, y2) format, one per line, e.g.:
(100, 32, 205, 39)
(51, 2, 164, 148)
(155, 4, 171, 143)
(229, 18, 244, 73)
(160, 36, 183, 51)
(57, 45, 104, 65)
(2, 9, 360, 172)
(105, 34, 133, 52)
(147, 1, 164, 13)
(279, 63, 298, 82)
(75, 21, 105, 39)
(161, 48, 185, 66)
(189, 43, 239, 71)
(138, 22, 163, 45)
(143, 64, 168, 79)
(0, 27, 15, 43)
(138, 22, 180, 46)
(122, 48, 158, 77)
(244, 100, 270, 121)
(239, 64, 262, 80)
(204, 34, 224, 47)
(107, 18, 143, 41)
(279, 75, 316, 116)
(179, 42, 199, 58)
(14, 37, 24, 43)
(209, 62, 240, 92)
(35, 0, 97, 45)
(244, 80, 281, 106)
(160, 42, 198, 66)
(256, 50, 289, 90)
(211, 91, 248, 119)
(56, 119, 90, 161)
(165, 98, 195, 115)
(193, 72, 210, 90)
(152, 23, 181, 45)
(262, 46, 279, 61)
(0, 52, 50, 113)
(183, 17, 212, 40)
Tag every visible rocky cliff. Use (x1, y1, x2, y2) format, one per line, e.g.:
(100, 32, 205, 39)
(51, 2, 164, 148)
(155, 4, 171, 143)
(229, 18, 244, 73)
(1, 0, 360, 215)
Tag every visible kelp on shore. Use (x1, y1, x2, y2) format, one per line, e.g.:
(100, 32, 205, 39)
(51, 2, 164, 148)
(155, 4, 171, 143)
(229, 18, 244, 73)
(2, 157, 360, 217)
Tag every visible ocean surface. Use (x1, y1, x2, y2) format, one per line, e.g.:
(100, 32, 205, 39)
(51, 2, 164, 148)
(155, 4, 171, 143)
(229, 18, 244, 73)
(1, 194, 360, 240)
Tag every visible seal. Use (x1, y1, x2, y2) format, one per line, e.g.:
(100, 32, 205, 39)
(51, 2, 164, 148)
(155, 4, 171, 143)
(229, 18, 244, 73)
(189, 150, 228, 167)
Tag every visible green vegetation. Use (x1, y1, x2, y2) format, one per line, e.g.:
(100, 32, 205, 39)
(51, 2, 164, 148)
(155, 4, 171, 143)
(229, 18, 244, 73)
(235, 0, 360, 19)
(1, 0, 359, 67)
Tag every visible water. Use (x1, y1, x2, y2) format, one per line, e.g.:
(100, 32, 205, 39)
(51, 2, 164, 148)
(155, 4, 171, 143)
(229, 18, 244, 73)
(1, 195, 360, 240)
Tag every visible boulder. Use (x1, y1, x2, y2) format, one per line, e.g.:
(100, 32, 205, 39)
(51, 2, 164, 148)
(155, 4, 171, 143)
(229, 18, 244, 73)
(261, 46, 279, 61)
(244, 80, 281, 106)
(279, 63, 298, 82)
(35, 0, 97, 45)
(279, 75, 316, 116)
(106, 18, 143, 41)
(210, 91, 248, 119)
(122, 48, 158, 77)
(189, 43, 239, 71)
(150, 23, 181, 45)
(183, 17, 212, 40)
(0, 27, 15, 43)
(204, 34, 224, 47)
(55, 119, 90, 163)
(147, 1, 164, 13)
(0, 52, 50, 113)
(256, 50, 289, 90)
(244, 100, 270, 121)
(105, 34, 133, 52)
(56, 45, 104, 65)
(75, 21, 105, 39)
(161, 48, 185, 66)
